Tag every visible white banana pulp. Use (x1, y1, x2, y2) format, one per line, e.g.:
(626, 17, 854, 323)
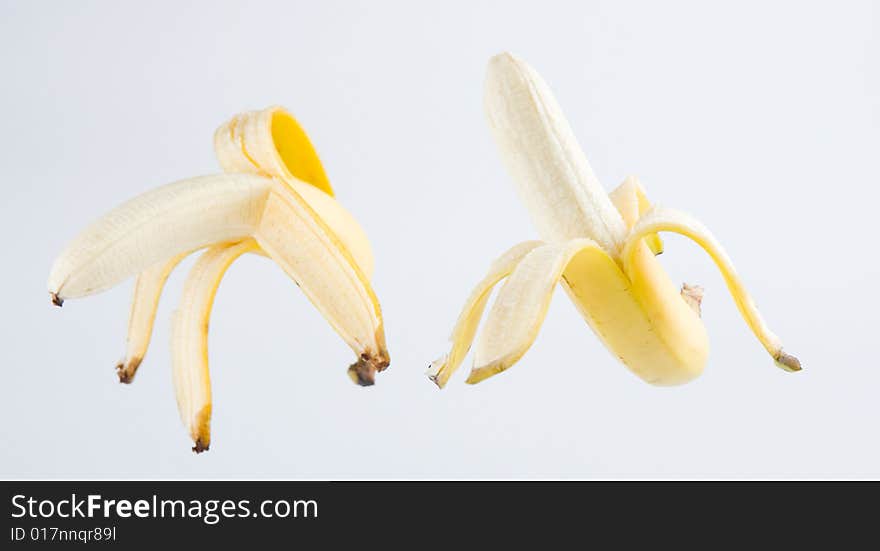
(428, 53, 800, 388)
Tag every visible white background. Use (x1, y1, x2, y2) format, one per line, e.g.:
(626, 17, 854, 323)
(1, 0, 877, 478)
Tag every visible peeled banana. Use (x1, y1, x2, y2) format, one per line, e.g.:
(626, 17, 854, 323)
(49, 106, 389, 452)
(428, 53, 800, 388)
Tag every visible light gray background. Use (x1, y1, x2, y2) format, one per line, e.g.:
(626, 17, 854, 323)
(1, 0, 877, 478)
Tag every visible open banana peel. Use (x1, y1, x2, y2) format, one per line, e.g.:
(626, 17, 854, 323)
(48, 106, 389, 452)
(427, 53, 800, 388)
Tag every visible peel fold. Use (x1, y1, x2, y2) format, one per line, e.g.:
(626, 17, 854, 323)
(427, 241, 542, 388)
(468, 239, 603, 384)
(117, 252, 188, 383)
(255, 185, 389, 382)
(171, 240, 258, 453)
(609, 176, 663, 255)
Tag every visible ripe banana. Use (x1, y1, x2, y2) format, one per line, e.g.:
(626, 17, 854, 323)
(428, 53, 800, 388)
(49, 106, 389, 452)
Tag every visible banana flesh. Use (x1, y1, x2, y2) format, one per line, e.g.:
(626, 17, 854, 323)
(484, 53, 628, 253)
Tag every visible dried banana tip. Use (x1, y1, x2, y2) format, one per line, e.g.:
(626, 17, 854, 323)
(50, 292, 63, 307)
(775, 351, 802, 372)
(115, 358, 141, 384)
(347, 352, 390, 387)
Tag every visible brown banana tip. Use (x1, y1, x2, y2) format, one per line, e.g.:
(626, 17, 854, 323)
(115, 359, 140, 384)
(50, 292, 63, 307)
(775, 351, 802, 373)
(347, 352, 390, 387)
(116, 362, 137, 385)
(192, 439, 209, 454)
(115, 365, 132, 384)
